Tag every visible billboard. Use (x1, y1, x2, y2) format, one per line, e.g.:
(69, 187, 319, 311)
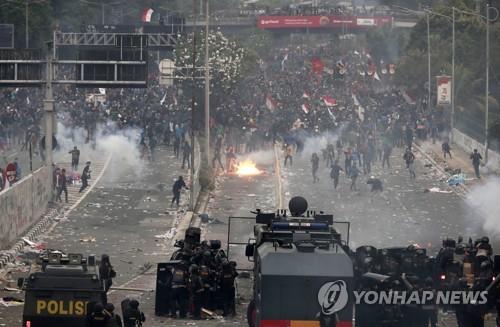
(437, 76, 451, 105)
(257, 15, 393, 29)
(0, 24, 14, 49)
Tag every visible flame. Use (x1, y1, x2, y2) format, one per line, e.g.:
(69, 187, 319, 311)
(235, 159, 262, 177)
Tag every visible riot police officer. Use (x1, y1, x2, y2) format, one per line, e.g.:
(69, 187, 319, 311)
(189, 264, 205, 319)
(200, 264, 215, 310)
(220, 260, 238, 316)
(88, 303, 109, 327)
(170, 261, 189, 318)
(122, 299, 145, 327)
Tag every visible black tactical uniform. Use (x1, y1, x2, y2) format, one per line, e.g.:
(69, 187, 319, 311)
(220, 260, 238, 316)
(189, 264, 205, 319)
(170, 263, 189, 318)
(88, 303, 109, 327)
(122, 299, 145, 327)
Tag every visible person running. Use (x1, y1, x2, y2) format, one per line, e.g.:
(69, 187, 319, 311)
(284, 144, 293, 167)
(442, 139, 452, 159)
(330, 160, 343, 190)
(79, 161, 91, 193)
(367, 176, 390, 204)
(403, 149, 416, 179)
(171, 176, 188, 208)
(349, 163, 360, 191)
(311, 153, 320, 183)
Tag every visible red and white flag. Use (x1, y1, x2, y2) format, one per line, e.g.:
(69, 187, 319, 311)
(265, 95, 277, 111)
(322, 96, 337, 107)
(142, 8, 154, 23)
(302, 91, 310, 99)
(301, 103, 310, 114)
(311, 57, 324, 74)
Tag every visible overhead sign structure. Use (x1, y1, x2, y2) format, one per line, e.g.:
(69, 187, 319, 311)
(437, 75, 451, 105)
(257, 15, 393, 29)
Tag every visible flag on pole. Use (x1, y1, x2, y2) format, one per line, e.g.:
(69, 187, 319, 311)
(281, 53, 288, 71)
(327, 108, 335, 120)
(141, 8, 154, 23)
(322, 96, 337, 107)
(301, 103, 310, 114)
(160, 92, 167, 105)
(265, 95, 277, 111)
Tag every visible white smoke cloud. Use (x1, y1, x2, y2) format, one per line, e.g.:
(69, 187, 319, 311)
(465, 177, 500, 237)
(53, 121, 143, 182)
(299, 127, 346, 160)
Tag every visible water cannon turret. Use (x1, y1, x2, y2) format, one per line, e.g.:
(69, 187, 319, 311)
(289, 196, 308, 216)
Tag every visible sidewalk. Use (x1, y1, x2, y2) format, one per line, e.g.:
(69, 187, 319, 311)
(416, 139, 489, 190)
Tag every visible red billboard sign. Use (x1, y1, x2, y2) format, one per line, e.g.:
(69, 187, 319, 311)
(257, 16, 393, 29)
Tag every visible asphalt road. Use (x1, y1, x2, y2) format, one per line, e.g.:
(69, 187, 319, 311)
(0, 146, 190, 326)
(280, 145, 491, 252)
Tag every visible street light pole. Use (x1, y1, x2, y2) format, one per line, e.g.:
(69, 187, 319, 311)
(189, 0, 198, 211)
(43, 51, 54, 169)
(204, 0, 210, 162)
(101, 3, 105, 24)
(451, 7, 455, 142)
(485, 3, 490, 163)
(25, 0, 29, 48)
(427, 12, 431, 112)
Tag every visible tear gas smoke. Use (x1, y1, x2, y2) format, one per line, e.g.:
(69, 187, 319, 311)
(54, 121, 143, 182)
(466, 177, 500, 236)
(299, 128, 346, 159)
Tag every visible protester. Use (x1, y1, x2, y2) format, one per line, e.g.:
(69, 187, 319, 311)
(311, 152, 320, 183)
(69, 146, 80, 171)
(79, 161, 91, 193)
(470, 149, 482, 179)
(171, 175, 188, 208)
(442, 139, 452, 159)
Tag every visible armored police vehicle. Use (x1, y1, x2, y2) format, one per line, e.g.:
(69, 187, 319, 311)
(244, 197, 354, 327)
(18, 250, 104, 327)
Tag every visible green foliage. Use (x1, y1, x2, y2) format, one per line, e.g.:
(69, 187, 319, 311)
(175, 31, 248, 91)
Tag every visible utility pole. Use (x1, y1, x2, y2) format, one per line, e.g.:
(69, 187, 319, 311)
(102, 3, 105, 24)
(43, 51, 54, 169)
(25, 0, 29, 48)
(427, 12, 431, 112)
(485, 3, 490, 163)
(189, 0, 197, 211)
(204, 0, 210, 162)
(451, 7, 455, 142)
